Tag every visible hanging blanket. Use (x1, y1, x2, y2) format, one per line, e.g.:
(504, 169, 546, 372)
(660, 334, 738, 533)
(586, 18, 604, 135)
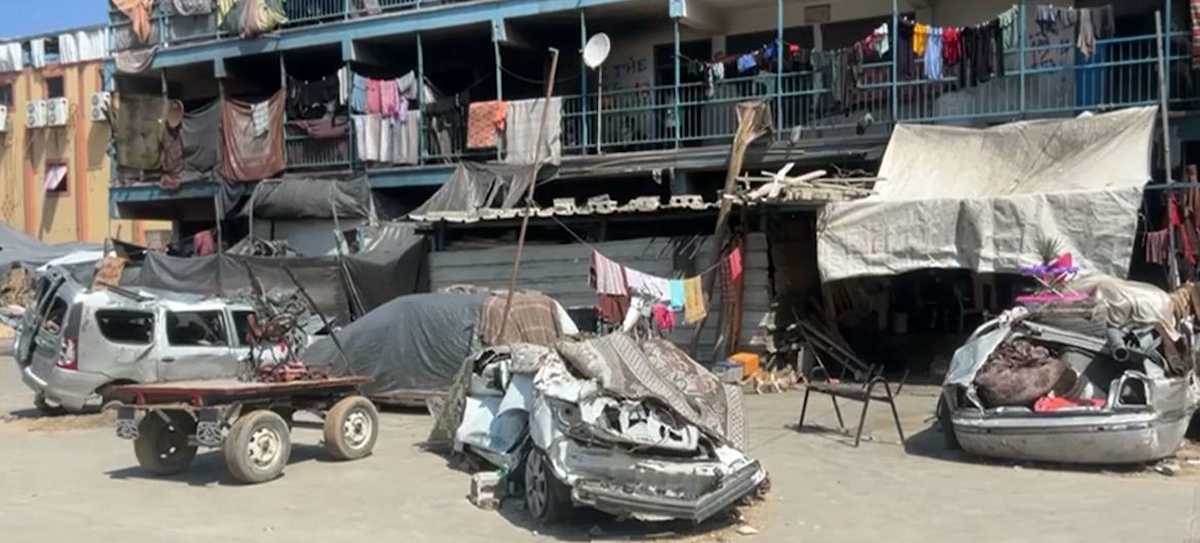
(478, 293, 561, 347)
(114, 94, 165, 171)
(221, 90, 285, 182)
(556, 333, 747, 449)
(173, 0, 214, 15)
(112, 0, 155, 44)
(467, 100, 506, 149)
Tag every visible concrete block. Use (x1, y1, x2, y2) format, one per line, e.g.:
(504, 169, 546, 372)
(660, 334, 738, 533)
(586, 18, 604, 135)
(469, 472, 504, 510)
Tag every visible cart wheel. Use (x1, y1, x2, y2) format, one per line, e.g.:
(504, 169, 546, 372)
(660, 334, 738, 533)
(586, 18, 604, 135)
(323, 396, 379, 461)
(224, 410, 291, 484)
(134, 410, 198, 476)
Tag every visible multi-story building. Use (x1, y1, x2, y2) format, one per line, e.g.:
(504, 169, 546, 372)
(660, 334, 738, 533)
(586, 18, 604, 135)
(105, 0, 1199, 242)
(0, 25, 167, 247)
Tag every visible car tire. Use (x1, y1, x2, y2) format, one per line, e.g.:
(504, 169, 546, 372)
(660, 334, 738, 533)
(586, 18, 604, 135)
(133, 410, 198, 476)
(937, 396, 960, 451)
(33, 393, 65, 416)
(524, 448, 571, 524)
(224, 410, 291, 484)
(323, 396, 379, 461)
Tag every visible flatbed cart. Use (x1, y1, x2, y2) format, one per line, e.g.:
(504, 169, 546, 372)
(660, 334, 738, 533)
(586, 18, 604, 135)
(108, 377, 377, 484)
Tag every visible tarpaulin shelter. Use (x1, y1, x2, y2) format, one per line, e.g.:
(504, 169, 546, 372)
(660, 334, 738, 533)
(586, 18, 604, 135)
(245, 176, 373, 220)
(407, 162, 556, 222)
(817, 106, 1157, 283)
(0, 224, 100, 270)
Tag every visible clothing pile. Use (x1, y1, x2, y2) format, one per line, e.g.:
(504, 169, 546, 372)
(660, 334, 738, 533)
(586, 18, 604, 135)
(973, 339, 1075, 408)
(590, 247, 743, 330)
(349, 71, 422, 165)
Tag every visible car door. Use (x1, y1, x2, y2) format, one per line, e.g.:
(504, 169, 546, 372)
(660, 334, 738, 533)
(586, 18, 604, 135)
(229, 308, 255, 366)
(156, 308, 236, 382)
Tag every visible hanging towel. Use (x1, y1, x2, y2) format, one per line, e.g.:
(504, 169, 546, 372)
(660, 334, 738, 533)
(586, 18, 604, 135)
(590, 251, 628, 295)
(597, 294, 631, 325)
(669, 279, 685, 310)
(366, 78, 382, 115)
(193, 230, 216, 256)
(467, 100, 506, 149)
(113, 0, 156, 44)
(728, 247, 743, 281)
(626, 268, 671, 302)
(683, 277, 707, 324)
(924, 28, 944, 80)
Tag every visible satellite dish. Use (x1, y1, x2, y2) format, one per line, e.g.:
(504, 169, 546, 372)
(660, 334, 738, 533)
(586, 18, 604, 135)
(583, 33, 611, 69)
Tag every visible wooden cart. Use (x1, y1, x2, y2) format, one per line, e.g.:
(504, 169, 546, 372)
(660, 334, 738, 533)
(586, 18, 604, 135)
(108, 377, 376, 484)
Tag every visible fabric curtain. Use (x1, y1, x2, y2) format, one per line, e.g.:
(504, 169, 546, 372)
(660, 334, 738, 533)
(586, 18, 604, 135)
(221, 90, 286, 182)
(114, 94, 166, 171)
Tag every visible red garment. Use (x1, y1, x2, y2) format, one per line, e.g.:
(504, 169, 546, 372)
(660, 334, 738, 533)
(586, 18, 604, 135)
(193, 230, 216, 256)
(652, 304, 676, 332)
(1034, 395, 1105, 412)
(728, 246, 743, 281)
(597, 294, 630, 325)
(1171, 196, 1196, 263)
(942, 27, 961, 66)
(366, 79, 382, 115)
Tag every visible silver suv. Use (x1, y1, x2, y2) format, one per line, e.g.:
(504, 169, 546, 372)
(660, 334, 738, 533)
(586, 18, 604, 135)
(15, 269, 261, 414)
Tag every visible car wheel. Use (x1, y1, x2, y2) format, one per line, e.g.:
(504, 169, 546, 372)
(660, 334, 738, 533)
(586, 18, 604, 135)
(33, 393, 65, 416)
(524, 448, 571, 524)
(323, 396, 379, 461)
(224, 410, 292, 484)
(133, 410, 198, 476)
(937, 396, 960, 451)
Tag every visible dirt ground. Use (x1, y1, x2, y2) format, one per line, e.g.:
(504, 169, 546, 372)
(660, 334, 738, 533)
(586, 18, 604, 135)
(2, 356, 1199, 543)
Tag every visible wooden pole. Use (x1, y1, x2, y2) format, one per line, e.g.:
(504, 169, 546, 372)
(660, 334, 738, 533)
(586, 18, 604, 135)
(496, 48, 561, 340)
(1156, 11, 1179, 287)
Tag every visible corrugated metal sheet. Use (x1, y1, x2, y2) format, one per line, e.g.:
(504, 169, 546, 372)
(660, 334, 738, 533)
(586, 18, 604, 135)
(430, 233, 771, 362)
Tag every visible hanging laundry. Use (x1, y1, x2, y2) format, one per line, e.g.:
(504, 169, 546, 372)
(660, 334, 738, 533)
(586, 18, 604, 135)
(366, 78, 382, 115)
(652, 304, 677, 333)
(597, 294, 631, 325)
(467, 100, 507, 149)
(998, 5, 1020, 50)
(174, 0, 215, 15)
(112, 0, 156, 44)
(221, 90, 285, 182)
(218, 0, 239, 26)
(989, 19, 1005, 80)
(1190, 0, 1199, 66)
(193, 230, 216, 256)
(1146, 229, 1170, 265)
(669, 279, 685, 311)
(114, 94, 166, 171)
(590, 251, 628, 296)
(873, 23, 890, 57)
(1077, 8, 1096, 60)
(728, 246, 743, 282)
(959, 25, 975, 86)
(626, 268, 671, 302)
(897, 21, 916, 80)
(683, 276, 707, 324)
(736, 54, 758, 74)
(924, 27, 944, 80)
(350, 74, 369, 113)
(913, 23, 929, 56)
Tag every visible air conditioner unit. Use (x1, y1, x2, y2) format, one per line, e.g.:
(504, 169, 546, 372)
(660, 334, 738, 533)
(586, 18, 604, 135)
(46, 98, 69, 127)
(90, 92, 111, 123)
(0, 106, 8, 132)
(25, 100, 46, 129)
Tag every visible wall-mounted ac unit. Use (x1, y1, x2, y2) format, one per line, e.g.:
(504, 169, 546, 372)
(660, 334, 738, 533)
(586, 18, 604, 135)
(25, 100, 46, 129)
(46, 98, 69, 127)
(0, 106, 9, 132)
(90, 92, 111, 123)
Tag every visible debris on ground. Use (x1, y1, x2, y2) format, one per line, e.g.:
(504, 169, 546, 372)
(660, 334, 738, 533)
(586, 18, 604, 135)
(469, 472, 504, 510)
(735, 526, 759, 536)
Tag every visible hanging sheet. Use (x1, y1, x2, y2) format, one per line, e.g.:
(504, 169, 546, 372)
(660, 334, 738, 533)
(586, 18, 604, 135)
(182, 101, 221, 175)
(504, 97, 562, 166)
(222, 90, 286, 182)
(817, 107, 1157, 283)
(112, 0, 155, 44)
(114, 94, 166, 171)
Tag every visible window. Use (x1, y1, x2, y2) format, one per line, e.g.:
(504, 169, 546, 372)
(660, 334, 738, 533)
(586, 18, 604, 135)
(232, 310, 256, 347)
(40, 298, 67, 335)
(166, 311, 228, 347)
(0, 84, 12, 107)
(43, 163, 67, 194)
(46, 76, 64, 99)
(95, 310, 155, 344)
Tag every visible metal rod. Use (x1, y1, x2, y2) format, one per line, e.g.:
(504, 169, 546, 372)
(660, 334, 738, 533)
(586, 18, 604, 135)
(776, 0, 783, 133)
(494, 38, 503, 161)
(673, 18, 681, 149)
(1156, 11, 1179, 287)
(579, 10, 589, 154)
(496, 48, 561, 341)
(417, 33, 425, 164)
(1019, 0, 1026, 114)
(890, 0, 898, 123)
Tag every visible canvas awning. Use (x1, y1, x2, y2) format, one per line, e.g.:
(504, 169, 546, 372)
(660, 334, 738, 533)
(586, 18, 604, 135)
(817, 106, 1157, 283)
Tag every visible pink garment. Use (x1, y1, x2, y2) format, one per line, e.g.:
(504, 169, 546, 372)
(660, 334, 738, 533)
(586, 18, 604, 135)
(367, 79, 382, 115)
(193, 230, 216, 256)
(1034, 395, 1105, 412)
(380, 79, 402, 118)
(652, 304, 676, 332)
(728, 246, 743, 281)
(591, 251, 628, 295)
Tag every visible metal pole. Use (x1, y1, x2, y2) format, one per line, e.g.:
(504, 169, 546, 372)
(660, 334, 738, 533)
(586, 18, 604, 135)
(1165, 0, 1172, 101)
(890, 0, 898, 123)
(494, 38, 503, 161)
(579, 10, 589, 154)
(1156, 11, 1180, 287)
(776, 0, 783, 133)
(1019, 0, 1026, 115)
(417, 33, 425, 164)
(673, 18, 681, 149)
(497, 49, 561, 341)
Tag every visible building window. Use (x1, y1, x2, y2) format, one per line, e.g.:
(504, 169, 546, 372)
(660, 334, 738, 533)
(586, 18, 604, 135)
(46, 76, 64, 99)
(43, 163, 68, 194)
(0, 84, 12, 107)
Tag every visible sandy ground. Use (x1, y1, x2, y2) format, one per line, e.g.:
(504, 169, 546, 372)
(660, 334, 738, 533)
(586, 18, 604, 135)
(2, 356, 1199, 543)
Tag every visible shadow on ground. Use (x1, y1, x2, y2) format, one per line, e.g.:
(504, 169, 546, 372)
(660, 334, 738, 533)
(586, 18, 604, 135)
(495, 497, 743, 542)
(105, 443, 336, 487)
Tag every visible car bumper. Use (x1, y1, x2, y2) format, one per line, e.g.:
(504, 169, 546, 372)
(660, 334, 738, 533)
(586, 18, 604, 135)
(22, 365, 108, 412)
(573, 460, 766, 522)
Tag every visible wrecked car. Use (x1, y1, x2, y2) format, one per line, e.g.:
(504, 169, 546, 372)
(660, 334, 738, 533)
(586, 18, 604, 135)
(432, 333, 767, 523)
(940, 276, 1200, 464)
(15, 268, 269, 413)
(301, 290, 576, 405)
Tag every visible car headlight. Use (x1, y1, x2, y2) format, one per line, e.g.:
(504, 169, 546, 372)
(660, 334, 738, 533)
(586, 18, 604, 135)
(548, 398, 581, 430)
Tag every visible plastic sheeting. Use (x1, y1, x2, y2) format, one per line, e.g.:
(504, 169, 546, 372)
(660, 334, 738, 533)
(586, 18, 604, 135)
(301, 293, 486, 397)
(818, 107, 1157, 282)
(247, 176, 372, 220)
(407, 162, 555, 221)
(182, 101, 221, 176)
(0, 224, 100, 271)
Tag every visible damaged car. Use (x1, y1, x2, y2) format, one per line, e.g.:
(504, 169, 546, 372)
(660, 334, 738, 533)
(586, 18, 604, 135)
(432, 333, 767, 524)
(939, 275, 1200, 464)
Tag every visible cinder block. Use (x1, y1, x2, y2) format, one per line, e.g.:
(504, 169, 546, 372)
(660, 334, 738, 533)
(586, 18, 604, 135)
(469, 472, 504, 510)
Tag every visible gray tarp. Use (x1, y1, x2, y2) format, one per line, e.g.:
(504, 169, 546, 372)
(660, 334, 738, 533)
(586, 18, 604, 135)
(0, 224, 99, 270)
(344, 223, 429, 312)
(247, 176, 372, 220)
(408, 162, 556, 221)
(182, 100, 221, 176)
(817, 107, 1157, 282)
(301, 293, 486, 397)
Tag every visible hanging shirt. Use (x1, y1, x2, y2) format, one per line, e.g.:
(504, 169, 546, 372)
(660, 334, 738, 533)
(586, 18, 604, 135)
(913, 23, 929, 56)
(897, 21, 916, 81)
(942, 27, 961, 66)
(737, 54, 758, 73)
(625, 268, 671, 302)
(924, 27, 944, 81)
(351, 74, 368, 113)
(873, 23, 890, 57)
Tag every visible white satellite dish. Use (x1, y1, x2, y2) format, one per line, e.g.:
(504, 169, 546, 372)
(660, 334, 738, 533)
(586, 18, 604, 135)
(583, 33, 611, 154)
(583, 33, 610, 69)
